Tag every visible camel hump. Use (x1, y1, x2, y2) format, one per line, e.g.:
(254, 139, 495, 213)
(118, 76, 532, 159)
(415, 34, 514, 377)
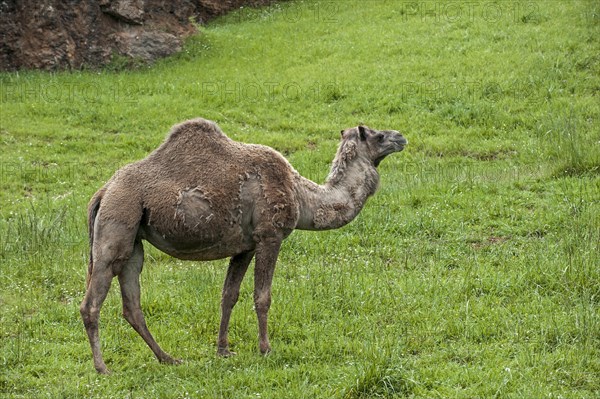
(166, 118, 228, 143)
(148, 118, 233, 162)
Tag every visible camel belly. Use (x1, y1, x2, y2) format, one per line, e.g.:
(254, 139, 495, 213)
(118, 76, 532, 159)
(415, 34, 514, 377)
(140, 223, 255, 261)
(139, 183, 258, 261)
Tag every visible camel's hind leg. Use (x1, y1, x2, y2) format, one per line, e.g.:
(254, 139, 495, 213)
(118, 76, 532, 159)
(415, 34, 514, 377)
(118, 240, 181, 365)
(80, 261, 114, 374)
(81, 218, 143, 374)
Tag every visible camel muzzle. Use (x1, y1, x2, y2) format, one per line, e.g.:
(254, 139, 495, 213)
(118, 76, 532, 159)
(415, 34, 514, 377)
(392, 136, 408, 150)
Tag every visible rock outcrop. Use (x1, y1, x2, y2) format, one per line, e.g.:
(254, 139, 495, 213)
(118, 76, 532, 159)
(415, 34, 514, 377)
(0, 0, 276, 71)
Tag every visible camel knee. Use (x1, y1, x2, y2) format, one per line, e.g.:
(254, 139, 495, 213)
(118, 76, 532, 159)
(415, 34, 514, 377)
(79, 302, 88, 320)
(79, 300, 90, 318)
(254, 293, 271, 313)
(80, 302, 100, 327)
(94, 243, 135, 276)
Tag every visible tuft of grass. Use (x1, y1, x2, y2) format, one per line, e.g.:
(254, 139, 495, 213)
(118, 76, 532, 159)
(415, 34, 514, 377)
(104, 53, 149, 72)
(343, 357, 414, 399)
(537, 108, 600, 177)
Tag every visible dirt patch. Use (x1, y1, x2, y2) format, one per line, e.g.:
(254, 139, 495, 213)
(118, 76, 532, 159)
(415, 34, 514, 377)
(471, 235, 510, 249)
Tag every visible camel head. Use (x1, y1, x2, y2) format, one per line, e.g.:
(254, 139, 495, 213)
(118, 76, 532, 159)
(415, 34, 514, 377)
(341, 125, 407, 167)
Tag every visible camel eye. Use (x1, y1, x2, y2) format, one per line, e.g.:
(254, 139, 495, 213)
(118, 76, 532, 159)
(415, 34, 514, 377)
(377, 134, 385, 142)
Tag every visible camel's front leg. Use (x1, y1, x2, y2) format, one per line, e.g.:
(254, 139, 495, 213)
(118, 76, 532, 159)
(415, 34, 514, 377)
(253, 237, 282, 354)
(217, 251, 254, 356)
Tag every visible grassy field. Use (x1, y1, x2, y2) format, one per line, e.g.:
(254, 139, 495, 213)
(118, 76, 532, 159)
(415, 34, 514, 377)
(1, 0, 599, 397)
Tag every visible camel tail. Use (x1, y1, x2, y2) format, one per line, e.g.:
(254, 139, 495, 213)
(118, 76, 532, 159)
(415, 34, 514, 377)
(86, 188, 105, 289)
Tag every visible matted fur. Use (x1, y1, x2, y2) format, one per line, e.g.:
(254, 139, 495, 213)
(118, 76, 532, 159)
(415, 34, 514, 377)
(95, 118, 298, 240)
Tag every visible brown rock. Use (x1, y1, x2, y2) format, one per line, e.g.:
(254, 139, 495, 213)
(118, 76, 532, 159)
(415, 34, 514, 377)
(100, 0, 145, 25)
(0, 0, 278, 71)
(112, 30, 182, 61)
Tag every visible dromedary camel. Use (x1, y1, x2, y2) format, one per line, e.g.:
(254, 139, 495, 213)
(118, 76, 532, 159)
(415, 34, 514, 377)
(80, 118, 407, 373)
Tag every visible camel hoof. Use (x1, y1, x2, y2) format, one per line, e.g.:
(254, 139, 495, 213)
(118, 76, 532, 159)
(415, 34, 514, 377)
(159, 356, 183, 366)
(95, 365, 111, 375)
(260, 346, 272, 356)
(217, 348, 237, 357)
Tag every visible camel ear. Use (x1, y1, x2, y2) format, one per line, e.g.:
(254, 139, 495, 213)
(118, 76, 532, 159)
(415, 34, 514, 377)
(340, 129, 345, 138)
(358, 126, 368, 141)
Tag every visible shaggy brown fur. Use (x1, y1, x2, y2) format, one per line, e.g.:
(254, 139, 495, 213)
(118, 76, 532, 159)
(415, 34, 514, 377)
(80, 118, 407, 373)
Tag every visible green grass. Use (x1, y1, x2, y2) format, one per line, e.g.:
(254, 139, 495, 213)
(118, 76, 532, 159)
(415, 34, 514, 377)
(1, 0, 599, 397)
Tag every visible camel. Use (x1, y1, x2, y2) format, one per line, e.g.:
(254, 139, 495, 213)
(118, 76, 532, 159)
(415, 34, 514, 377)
(80, 118, 407, 373)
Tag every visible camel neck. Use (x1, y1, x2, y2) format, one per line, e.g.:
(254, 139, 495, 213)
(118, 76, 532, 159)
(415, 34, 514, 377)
(293, 156, 379, 231)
